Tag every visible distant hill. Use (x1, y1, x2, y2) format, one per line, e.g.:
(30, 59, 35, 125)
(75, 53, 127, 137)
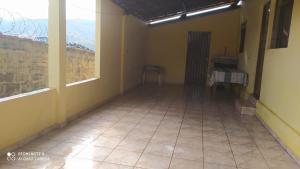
(0, 19, 96, 51)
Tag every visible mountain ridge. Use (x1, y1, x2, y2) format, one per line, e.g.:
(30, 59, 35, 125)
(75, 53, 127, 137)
(0, 19, 96, 51)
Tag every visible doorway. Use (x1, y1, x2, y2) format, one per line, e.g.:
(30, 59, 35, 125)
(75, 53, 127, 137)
(254, 2, 271, 99)
(184, 32, 211, 86)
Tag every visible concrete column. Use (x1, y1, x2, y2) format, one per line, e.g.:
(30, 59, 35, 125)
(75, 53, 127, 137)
(95, 0, 101, 78)
(48, 0, 67, 125)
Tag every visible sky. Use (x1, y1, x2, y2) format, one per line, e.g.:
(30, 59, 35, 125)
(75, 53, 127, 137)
(0, 0, 96, 20)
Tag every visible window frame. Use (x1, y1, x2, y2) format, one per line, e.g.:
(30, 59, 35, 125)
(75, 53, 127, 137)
(239, 22, 247, 53)
(270, 0, 294, 49)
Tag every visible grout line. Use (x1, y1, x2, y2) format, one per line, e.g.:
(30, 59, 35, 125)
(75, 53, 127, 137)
(219, 102, 239, 169)
(133, 95, 174, 167)
(56, 99, 146, 165)
(55, 105, 136, 162)
(167, 98, 188, 169)
(255, 115, 300, 167)
(242, 119, 272, 169)
(11, 103, 137, 168)
(101, 95, 158, 163)
(101, 105, 152, 161)
(133, 109, 170, 166)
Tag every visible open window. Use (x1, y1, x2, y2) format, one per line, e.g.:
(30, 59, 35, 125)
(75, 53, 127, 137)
(0, 0, 48, 98)
(66, 0, 96, 84)
(271, 0, 294, 48)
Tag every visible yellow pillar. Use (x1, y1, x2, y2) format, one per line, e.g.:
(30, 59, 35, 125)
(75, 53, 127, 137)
(95, 0, 101, 78)
(48, 0, 67, 125)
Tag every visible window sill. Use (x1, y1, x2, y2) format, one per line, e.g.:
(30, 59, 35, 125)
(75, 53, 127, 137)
(66, 78, 99, 87)
(0, 88, 51, 103)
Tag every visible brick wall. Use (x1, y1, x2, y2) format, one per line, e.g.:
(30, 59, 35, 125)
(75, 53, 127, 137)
(0, 35, 95, 98)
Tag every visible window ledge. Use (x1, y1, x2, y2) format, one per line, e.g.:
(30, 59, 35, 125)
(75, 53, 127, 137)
(66, 78, 99, 87)
(0, 88, 51, 103)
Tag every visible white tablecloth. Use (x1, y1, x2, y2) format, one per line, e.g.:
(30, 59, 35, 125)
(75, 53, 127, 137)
(209, 69, 248, 87)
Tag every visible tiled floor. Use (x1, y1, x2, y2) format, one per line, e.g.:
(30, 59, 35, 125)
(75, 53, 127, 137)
(1, 85, 299, 169)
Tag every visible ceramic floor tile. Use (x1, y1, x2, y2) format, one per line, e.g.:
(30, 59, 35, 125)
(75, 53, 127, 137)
(174, 145, 203, 161)
(254, 139, 280, 149)
(144, 143, 175, 157)
(176, 136, 202, 149)
(179, 131, 202, 138)
(204, 151, 236, 167)
(23, 155, 64, 169)
(136, 153, 171, 169)
(234, 150, 269, 169)
(0, 164, 27, 169)
(176, 142, 203, 149)
(229, 136, 254, 145)
(230, 144, 258, 155)
(105, 149, 141, 166)
(266, 159, 300, 169)
(259, 147, 293, 162)
(127, 131, 154, 140)
(116, 140, 148, 153)
(150, 136, 177, 145)
(63, 137, 95, 145)
(204, 162, 237, 169)
(92, 136, 123, 148)
(75, 145, 113, 161)
(47, 142, 86, 158)
(203, 135, 228, 144)
(203, 142, 231, 153)
(25, 139, 60, 152)
(169, 158, 203, 169)
(61, 158, 102, 169)
(98, 162, 134, 169)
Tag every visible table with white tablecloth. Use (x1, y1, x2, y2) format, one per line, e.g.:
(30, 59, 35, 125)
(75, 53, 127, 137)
(209, 68, 248, 87)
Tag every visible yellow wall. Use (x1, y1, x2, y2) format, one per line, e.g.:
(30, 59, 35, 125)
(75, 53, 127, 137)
(240, 0, 300, 159)
(0, 0, 147, 152)
(238, 0, 265, 94)
(145, 10, 241, 84)
(122, 16, 147, 91)
(67, 2, 148, 118)
(65, 0, 124, 119)
(0, 89, 56, 151)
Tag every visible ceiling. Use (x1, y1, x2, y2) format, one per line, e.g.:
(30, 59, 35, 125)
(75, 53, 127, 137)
(111, 0, 239, 21)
